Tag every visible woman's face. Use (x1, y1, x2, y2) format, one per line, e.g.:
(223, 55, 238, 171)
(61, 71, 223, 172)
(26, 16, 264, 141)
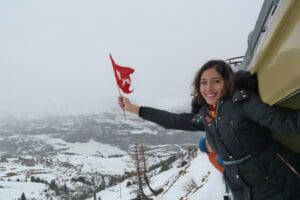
(200, 67, 225, 106)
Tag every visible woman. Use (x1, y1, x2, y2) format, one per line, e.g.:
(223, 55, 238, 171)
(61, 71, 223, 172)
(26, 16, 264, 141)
(119, 60, 300, 200)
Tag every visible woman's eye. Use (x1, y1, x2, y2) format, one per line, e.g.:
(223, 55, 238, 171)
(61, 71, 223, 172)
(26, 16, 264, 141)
(200, 81, 207, 85)
(212, 79, 221, 84)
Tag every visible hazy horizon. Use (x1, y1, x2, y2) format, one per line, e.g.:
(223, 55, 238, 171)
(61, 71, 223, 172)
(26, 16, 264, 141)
(0, 0, 264, 117)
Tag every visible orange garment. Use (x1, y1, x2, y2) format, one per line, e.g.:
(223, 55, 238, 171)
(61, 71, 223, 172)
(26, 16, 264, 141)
(208, 152, 224, 173)
(208, 105, 217, 118)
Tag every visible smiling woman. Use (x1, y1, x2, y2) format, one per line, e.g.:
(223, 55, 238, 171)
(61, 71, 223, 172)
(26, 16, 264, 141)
(200, 69, 225, 106)
(192, 60, 234, 107)
(119, 59, 300, 200)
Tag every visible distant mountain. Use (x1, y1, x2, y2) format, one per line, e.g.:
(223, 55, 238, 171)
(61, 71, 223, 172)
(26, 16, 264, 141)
(0, 110, 202, 152)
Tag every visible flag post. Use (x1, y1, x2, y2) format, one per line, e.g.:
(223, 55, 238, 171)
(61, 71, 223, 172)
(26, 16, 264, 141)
(117, 87, 127, 121)
(110, 56, 127, 121)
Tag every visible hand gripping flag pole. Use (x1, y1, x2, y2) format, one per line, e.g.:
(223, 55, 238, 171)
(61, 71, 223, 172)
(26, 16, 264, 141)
(109, 54, 135, 120)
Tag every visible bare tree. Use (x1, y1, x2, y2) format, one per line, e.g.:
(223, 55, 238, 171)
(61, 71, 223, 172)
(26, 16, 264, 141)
(92, 177, 96, 200)
(130, 143, 148, 200)
(139, 143, 162, 195)
(187, 145, 198, 161)
(183, 178, 198, 193)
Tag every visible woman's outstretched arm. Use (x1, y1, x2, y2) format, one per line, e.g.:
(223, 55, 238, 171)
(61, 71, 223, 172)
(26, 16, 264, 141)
(119, 96, 203, 131)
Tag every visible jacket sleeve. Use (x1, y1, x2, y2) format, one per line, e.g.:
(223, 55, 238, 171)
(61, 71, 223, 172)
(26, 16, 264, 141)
(139, 106, 203, 131)
(241, 92, 300, 133)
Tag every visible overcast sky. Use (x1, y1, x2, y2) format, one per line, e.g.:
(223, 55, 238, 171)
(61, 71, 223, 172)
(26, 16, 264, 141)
(0, 0, 264, 116)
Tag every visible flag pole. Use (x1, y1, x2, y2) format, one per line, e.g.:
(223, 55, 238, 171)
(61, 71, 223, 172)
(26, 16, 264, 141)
(117, 87, 127, 121)
(110, 53, 127, 121)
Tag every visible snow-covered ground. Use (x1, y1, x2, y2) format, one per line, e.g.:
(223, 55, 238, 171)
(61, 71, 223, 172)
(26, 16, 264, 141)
(0, 137, 134, 199)
(0, 181, 50, 200)
(0, 133, 201, 199)
(0, 113, 209, 199)
(0, 148, 224, 200)
(89, 153, 225, 200)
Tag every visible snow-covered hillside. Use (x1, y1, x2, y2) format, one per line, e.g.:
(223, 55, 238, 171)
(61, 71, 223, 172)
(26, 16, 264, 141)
(90, 153, 225, 200)
(0, 138, 132, 199)
(0, 181, 49, 200)
(0, 111, 205, 199)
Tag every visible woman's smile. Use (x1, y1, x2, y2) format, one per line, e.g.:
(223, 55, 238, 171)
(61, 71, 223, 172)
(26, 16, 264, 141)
(200, 68, 225, 106)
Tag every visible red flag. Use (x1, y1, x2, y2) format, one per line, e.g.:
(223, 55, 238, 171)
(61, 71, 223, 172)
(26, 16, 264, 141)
(109, 54, 135, 94)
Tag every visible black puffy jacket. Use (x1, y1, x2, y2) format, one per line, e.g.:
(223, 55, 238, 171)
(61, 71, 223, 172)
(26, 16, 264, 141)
(139, 72, 300, 200)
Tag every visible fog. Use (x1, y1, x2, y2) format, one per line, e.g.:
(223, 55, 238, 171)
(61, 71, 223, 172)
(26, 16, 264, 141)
(0, 0, 263, 116)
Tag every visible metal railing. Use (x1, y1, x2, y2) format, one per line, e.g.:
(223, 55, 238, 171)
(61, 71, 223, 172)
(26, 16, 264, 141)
(226, 56, 244, 71)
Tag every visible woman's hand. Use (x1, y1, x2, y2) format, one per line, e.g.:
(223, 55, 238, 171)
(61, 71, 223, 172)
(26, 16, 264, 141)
(118, 96, 140, 114)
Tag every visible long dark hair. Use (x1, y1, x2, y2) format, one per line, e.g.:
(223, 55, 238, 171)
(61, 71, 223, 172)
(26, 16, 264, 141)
(191, 60, 234, 105)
